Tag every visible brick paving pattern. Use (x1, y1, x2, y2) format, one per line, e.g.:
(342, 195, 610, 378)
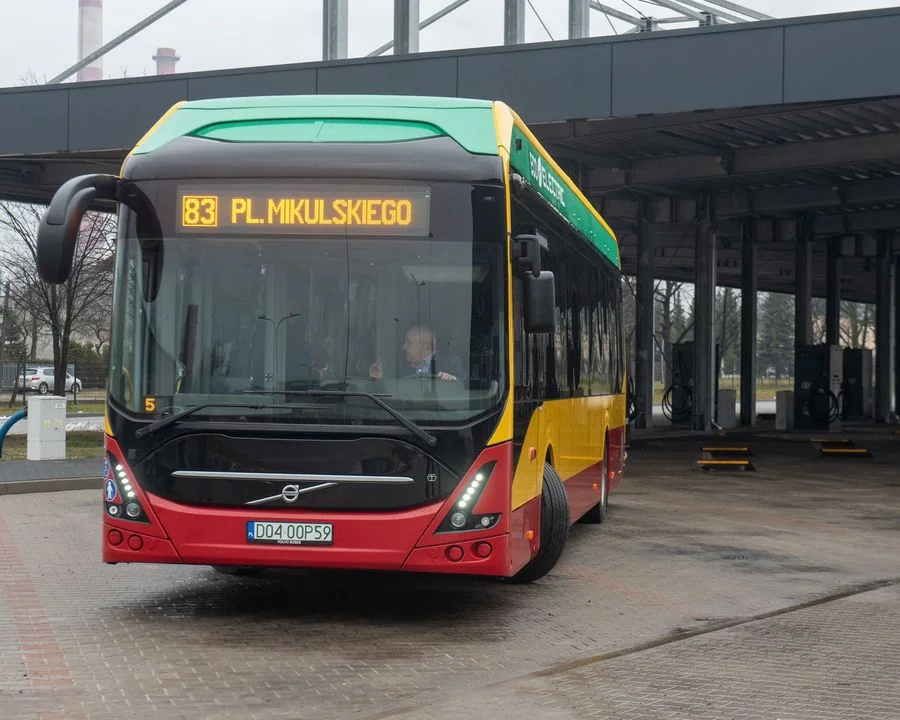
(1, 435, 898, 719)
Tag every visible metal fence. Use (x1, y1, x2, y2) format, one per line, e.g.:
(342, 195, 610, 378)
(0, 361, 108, 392)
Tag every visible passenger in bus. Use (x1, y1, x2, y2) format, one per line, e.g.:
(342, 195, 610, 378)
(369, 324, 465, 382)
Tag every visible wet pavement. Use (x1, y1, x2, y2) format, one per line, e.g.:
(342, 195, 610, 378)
(1, 433, 898, 719)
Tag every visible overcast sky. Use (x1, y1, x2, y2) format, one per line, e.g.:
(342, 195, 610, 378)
(1, 0, 898, 87)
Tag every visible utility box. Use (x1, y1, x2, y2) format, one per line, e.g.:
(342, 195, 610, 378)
(717, 389, 737, 429)
(842, 348, 873, 419)
(776, 390, 794, 430)
(27, 395, 67, 460)
(669, 341, 721, 427)
(794, 344, 843, 432)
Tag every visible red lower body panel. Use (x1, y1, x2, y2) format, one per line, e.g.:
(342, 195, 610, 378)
(145, 493, 445, 571)
(104, 493, 522, 577)
(403, 533, 509, 575)
(560, 424, 628, 521)
(607, 425, 627, 491)
(101, 440, 533, 578)
(508, 496, 541, 575)
(103, 525, 182, 564)
(564, 460, 606, 521)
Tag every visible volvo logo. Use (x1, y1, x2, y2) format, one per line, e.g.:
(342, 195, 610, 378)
(245, 480, 339, 506)
(281, 484, 301, 503)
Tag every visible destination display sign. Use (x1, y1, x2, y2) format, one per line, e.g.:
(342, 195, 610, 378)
(175, 184, 431, 236)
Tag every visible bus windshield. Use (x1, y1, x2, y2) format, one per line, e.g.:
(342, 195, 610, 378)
(108, 180, 507, 427)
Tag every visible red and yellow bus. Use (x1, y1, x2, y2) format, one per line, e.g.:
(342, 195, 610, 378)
(36, 95, 627, 582)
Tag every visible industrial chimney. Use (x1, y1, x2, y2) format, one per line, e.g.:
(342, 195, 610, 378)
(77, 0, 103, 82)
(153, 47, 180, 75)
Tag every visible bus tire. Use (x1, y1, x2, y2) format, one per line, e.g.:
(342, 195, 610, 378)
(507, 464, 569, 584)
(212, 565, 266, 577)
(579, 449, 608, 525)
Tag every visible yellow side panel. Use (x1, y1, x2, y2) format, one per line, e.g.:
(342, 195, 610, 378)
(492, 101, 516, 157)
(485, 101, 516, 449)
(545, 394, 625, 483)
(510, 406, 543, 509)
(511, 394, 626, 510)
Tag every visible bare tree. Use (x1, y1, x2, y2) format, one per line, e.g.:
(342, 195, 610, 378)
(655, 280, 683, 386)
(840, 301, 874, 348)
(810, 297, 827, 344)
(77, 294, 113, 354)
(18, 69, 47, 86)
(0, 204, 115, 395)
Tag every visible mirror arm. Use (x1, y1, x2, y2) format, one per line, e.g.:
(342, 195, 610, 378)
(512, 232, 547, 278)
(37, 173, 163, 288)
(119, 181, 163, 247)
(43, 174, 119, 227)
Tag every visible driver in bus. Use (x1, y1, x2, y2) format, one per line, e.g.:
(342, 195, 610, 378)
(369, 324, 465, 382)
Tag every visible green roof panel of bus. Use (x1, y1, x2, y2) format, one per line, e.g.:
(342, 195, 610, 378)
(133, 95, 499, 156)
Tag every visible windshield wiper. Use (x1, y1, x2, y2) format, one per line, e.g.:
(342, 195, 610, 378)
(135, 402, 268, 439)
(262, 389, 438, 447)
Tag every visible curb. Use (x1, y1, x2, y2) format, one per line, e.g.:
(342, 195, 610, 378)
(0, 477, 99, 496)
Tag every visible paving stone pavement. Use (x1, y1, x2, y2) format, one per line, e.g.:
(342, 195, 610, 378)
(390, 584, 900, 719)
(0, 435, 898, 719)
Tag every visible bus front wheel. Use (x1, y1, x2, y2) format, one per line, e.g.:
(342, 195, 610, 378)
(507, 464, 569, 584)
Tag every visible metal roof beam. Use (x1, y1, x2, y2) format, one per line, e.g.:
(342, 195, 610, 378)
(843, 175, 900, 205)
(535, 100, 848, 141)
(614, 207, 900, 238)
(589, 2, 644, 27)
(669, 0, 747, 23)
(715, 176, 900, 218)
(586, 130, 900, 191)
(644, 0, 706, 22)
(368, 0, 470, 56)
(716, 186, 844, 217)
(570, 0, 591, 38)
(815, 208, 900, 236)
(504, 0, 526, 45)
(323, 0, 349, 61)
(701, 0, 772, 21)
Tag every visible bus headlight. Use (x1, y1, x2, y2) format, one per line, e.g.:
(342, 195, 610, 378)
(103, 454, 149, 524)
(437, 461, 501, 533)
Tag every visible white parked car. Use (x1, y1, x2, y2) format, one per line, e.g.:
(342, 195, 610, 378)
(20, 367, 81, 394)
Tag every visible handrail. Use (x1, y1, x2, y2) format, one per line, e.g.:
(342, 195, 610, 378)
(0, 408, 28, 458)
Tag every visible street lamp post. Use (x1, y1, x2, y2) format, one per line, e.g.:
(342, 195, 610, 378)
(256, 312, 302, 389)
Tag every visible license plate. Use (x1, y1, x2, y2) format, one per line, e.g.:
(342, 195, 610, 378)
(246, 521, 333, 546)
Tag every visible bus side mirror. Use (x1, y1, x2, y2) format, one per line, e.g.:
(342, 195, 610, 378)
(513, 232, 547, 278)
(37, 174, 120, 284)
(525, 271, 555, 334)
(37, 174, 164, 302)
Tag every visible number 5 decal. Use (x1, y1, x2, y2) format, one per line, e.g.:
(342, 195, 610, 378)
(144, 397, 157, 413)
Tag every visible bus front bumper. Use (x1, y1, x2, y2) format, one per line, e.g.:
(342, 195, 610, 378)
(103, 493, 512, 577)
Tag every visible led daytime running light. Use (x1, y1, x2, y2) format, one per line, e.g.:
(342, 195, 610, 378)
(105, 453, 148, 523)
(439, 461, 500, 534)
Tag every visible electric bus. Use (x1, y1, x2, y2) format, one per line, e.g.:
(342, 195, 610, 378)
(36, 95, 627, 582)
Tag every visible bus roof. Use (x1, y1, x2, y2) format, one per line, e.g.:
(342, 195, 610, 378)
(131, 95, 499, 157)
(130, 94, 619, 268)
